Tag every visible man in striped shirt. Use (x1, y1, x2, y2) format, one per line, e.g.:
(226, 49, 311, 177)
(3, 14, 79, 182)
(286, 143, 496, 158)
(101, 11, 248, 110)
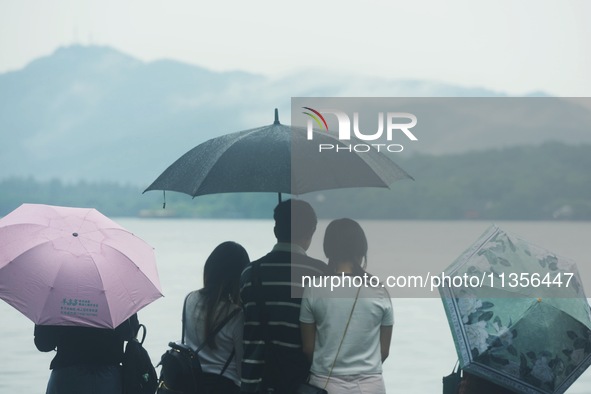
(240, 199, 328, 393)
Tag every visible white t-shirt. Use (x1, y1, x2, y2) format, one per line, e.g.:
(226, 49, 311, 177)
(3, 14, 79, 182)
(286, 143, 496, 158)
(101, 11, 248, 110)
(184, 290, 243, 386)
(299, 282, 393, 376)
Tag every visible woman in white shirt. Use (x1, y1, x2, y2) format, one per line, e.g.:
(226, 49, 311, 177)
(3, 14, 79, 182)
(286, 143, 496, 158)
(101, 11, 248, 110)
(300, 218, 393, 394)
(184, 241, 249, 393)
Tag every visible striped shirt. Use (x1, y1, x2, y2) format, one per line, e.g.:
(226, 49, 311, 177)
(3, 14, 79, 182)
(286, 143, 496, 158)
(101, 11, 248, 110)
(239, 243, 328, 393)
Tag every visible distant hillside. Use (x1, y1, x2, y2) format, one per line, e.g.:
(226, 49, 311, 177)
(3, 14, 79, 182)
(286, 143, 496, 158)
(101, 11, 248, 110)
(312, 142, 591, 221)
(0, 45, 267, 185)
(4, 45, 589, 186)
(2, 142, 590, 220)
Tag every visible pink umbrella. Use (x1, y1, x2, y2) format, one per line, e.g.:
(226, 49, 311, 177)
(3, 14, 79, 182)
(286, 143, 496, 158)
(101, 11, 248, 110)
(0, 204, 163, 329)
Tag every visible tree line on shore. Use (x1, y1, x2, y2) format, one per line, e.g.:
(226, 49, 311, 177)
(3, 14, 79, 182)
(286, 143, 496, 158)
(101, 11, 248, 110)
(1, 142, 590, 220)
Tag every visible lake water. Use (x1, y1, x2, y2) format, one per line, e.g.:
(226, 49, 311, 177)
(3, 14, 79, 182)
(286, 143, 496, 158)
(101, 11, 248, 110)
(1, 219, 591, 393)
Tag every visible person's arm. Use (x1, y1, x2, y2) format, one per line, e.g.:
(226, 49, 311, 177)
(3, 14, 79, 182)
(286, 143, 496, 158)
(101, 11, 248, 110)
(379, 289, 394, 362)
(300, 322, 316, 363)
(299, 287, 316, 363)
(379, 325, 393, 362)
(34, 325, 58, 352)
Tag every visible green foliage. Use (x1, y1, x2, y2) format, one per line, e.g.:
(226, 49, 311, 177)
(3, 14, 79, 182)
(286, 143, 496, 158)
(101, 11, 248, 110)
(1, 142, 590, 220)
(0, 177, 156, 217)
(304, 142, 591, 220)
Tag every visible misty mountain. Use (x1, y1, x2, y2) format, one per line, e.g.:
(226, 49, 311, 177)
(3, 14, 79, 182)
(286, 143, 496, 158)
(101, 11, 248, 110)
(0, 45, 268, 185)
(1, 45, 590, 185)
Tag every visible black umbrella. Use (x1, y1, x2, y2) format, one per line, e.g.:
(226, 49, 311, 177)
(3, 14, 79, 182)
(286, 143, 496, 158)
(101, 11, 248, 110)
(144, 109, 412, 202)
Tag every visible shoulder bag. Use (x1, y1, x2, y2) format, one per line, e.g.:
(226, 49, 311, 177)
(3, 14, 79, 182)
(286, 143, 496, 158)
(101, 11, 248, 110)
(122, 323, 159, 394)
(157, 292, 239, 394)
(295, 284, 361, 394)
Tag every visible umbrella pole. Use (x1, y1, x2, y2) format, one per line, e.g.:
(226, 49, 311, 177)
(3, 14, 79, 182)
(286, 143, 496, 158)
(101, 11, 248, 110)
(276, 108, 282, 205)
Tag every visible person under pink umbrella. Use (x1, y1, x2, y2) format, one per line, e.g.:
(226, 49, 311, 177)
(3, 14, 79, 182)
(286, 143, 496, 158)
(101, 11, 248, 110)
(34, 314, 140, 394)
(0, 204, 163, 394)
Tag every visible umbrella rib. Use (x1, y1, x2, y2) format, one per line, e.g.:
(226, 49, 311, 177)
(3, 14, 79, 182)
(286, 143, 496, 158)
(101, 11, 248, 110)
(107, 245, 160, 302)
(536, 299, 591, 329)
(72, 234, 115, 327)
(97, 236, 161, 308)
(0, 227, 52, 269)
(37, 245, 79, 325)
(75, 208, 94, 235)
(0, 241, 58, 324)
(191, 125, 271, 196)
(97, 243, 162, 326)
(145, 121, 412, 197)
(66, 227, 159, 327)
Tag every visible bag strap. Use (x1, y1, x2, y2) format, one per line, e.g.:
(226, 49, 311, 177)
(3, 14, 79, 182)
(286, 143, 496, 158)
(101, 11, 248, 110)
(126, 314, 142, 343)
(196, 307, 240, 355)
(220, 348, 236, 376)
(322, 285, 361, 390)
(135, 323, 147, 345)
(181, 292, 190, 344)
(183, 291, 241, 355)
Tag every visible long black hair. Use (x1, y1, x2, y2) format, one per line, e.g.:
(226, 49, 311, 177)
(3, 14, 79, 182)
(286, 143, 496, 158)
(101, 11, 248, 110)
(323, 218, 368, 277)
(200, 241, 249, 348)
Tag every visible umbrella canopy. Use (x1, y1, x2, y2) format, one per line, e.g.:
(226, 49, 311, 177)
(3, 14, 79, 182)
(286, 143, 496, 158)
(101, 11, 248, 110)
(143, 109, 412, 198)
(0, 204, 163, 329)
(440, 225, 591, 394)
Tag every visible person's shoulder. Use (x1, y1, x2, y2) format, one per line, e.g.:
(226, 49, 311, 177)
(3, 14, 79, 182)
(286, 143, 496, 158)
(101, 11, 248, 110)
(184, 289, 204, 310)
(298, 255, 329, 274)
(257, 250, 289, 262)
(229, 304, 244, 321)
(241, 261, 253, 277)
(363, 282, 391, 300)
(186, 289, 201, 301)
(304, 255, 326, 266)
(34, 324, 62, 336)
(240, 255, 266, 282)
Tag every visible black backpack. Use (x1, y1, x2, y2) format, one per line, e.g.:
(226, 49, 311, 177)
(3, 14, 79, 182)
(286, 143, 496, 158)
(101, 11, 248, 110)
(123, 324, 159, 394)
(157, 341, 202, 393)
(156, 292, 239, 394)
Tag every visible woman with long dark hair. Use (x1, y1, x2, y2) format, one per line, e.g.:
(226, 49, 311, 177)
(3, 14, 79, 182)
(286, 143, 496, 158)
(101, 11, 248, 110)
(184, 241, 249, 393)
(300, 218, 393, 394)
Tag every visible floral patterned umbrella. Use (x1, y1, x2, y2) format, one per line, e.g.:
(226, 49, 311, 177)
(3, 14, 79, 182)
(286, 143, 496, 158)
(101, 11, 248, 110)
(440, 225, 591, 394)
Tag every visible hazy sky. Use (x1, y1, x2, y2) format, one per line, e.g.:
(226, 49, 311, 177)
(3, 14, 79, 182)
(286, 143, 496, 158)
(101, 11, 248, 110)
(1, 0, 590, 96)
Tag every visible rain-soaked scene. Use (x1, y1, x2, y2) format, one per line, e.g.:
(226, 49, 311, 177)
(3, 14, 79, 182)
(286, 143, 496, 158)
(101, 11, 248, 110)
(1, 2, 591, 394)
